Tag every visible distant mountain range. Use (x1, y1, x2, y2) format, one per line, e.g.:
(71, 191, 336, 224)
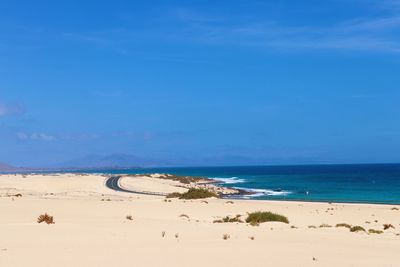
(53, 153, 174, 169)
(0, 153, 174, 172)
(0, 162, 36, 172)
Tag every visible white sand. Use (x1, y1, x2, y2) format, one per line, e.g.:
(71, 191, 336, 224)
(0, 173, 399, 267)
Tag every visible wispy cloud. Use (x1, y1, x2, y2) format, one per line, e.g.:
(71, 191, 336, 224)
(17, 132, 56, 141)
(63, 2, 400, 54)
(0, 102, 25, 117)
(168, 7, 400, 53)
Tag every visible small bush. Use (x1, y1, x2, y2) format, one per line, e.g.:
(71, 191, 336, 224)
(126, 215, 133, 221)
(226, 201, 234, 204)
(368, 229, 383, 234)
(319, 224, 332, 228)
(161, 231, 166, 237)
(179, 188, 218, 199)
(391, 207, 399, 211)
(213, 215, 242, 223)
(308, 225, 316, 229)
(336, 223, 352, 229)
(222, 233, 230, 240)
(37, 213, 55, 224)
(350, 226, 366, 232)
(249, 236, 255, 240)
(246, 211, 289, 226)
(383, 224, 395, 230)
(179, 214, 190, 219)
(166, 192, 182, 198)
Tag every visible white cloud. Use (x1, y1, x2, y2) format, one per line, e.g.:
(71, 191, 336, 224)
(17, 132, 56, 141)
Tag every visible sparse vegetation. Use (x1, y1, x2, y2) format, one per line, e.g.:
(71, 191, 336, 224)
(213, 215, 243, 223)
(391, 207, 399, 210)
(222, 233, 230, 240)
(246, 211, 289, 226)
(161, 231, 166, 237)
(368, 229, 383, 234)
(319, 224, 332, 228)
(336, 223, 352, 229)
(350, 226, 366, 232)
(383, 224, 395, 230)
(37, 213, 55, 224)
(166, 192, 182, 198)
(308, 225, 316, 229)
(249, 236, 255, 240)
(225, 201, 234, 204)
(167, 188, 218, 199)
(126, 215, 133, 221)
(175, 233, 179, 239)
(179, 214, 190, 219)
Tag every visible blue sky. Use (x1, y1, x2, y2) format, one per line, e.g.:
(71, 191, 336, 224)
(1, 0, 400, 167)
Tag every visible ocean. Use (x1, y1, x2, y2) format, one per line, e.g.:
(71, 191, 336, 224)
(90, 164, 400, 204)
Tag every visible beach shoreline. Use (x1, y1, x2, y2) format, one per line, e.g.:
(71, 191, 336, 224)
(1, 173, 399, 266)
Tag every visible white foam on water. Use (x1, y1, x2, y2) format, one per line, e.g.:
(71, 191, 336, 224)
(234, 187, 292, 198)
(213, 177, 246, 184)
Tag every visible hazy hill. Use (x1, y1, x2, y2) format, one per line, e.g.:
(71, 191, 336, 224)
(55, 153, 174, 169)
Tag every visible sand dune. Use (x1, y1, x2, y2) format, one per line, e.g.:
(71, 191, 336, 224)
(0, 173, 399, 267)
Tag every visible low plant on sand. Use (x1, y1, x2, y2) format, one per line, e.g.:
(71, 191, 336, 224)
(213, 215, 243, 223)
(222, 233, 230, 240)
(126, 215, 133, 221)
(179, 214, 190, 219)
(246, 211, 289, 226)
(166, 192, 182, 198)
(336, 223, 352, 229)
(383, 224, 395, 230)
(308, 225, 316, 229)
(37, 213, 55, 224)
(166, 188, 218, 199)
(319, 224, 332, 228)
(350, 226, 366, 232)
(368, 229, 383, 234)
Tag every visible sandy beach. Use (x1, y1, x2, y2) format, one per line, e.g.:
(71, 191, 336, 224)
(0, 173, 399, 267)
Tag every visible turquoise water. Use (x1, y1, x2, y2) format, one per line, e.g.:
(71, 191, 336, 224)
(89, 164, 400, 204)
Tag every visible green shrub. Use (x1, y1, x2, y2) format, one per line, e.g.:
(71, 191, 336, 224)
(336, 223, 352, 229)
(246, 211, 289, 226)
(368, 229, 383, 234)
(166, 188, 218, 199)
(179, 188, 218, 199)
(213, 215, 242, 223)
(166, 192, 182, 198)
(350, 226, 366, 232)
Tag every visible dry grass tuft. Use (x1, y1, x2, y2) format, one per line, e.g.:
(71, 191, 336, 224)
(213, 215, 243, 223)
(368, 229, 383, 234)
(383, 224, 395, 230)
(350, 226, 366, 232)
(336, 223, 352, 229)
(37, 213, 55, 224)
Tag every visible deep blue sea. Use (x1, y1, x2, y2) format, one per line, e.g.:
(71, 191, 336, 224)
(87, 164, 400, 204)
